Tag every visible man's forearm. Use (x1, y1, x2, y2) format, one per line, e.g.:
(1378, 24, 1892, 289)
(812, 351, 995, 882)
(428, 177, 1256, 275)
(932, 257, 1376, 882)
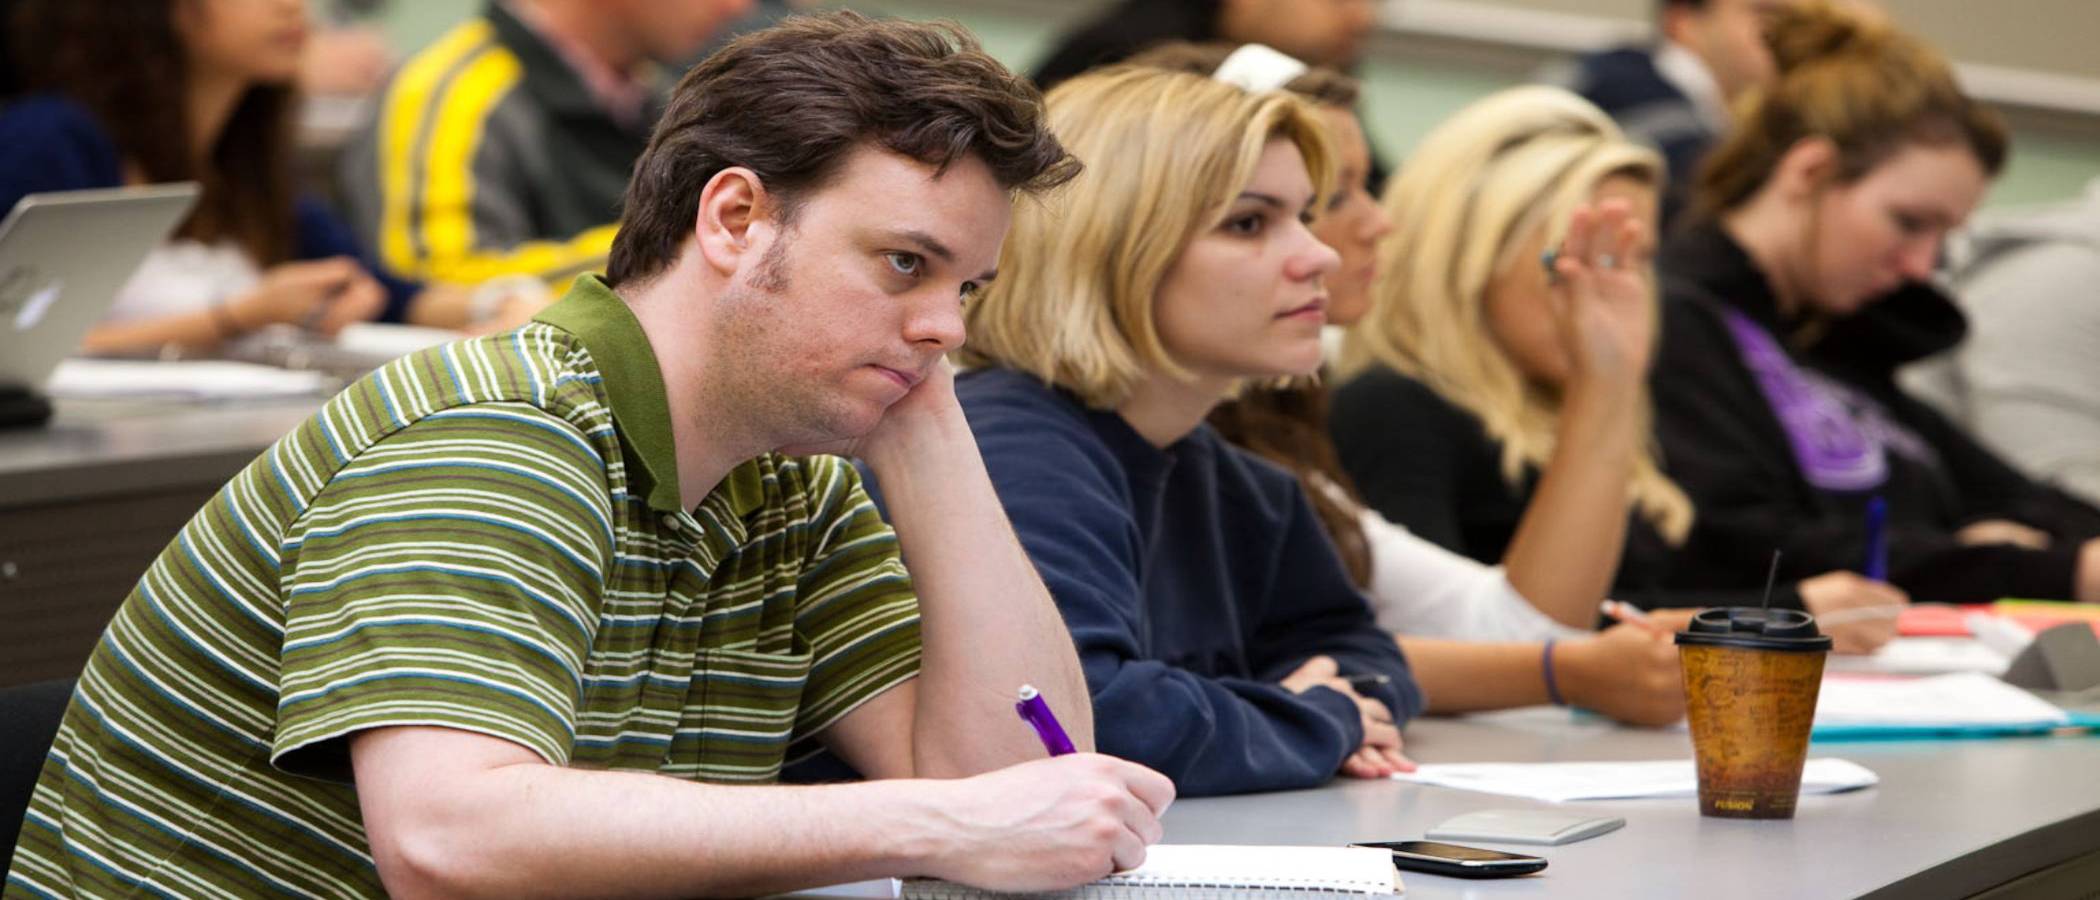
(372, 763, 949, 898)
(863, 408, 1094, 774)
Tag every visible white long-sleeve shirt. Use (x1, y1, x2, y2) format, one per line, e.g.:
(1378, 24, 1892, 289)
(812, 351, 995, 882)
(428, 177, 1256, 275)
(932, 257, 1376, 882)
(1314, 476, 1586, 642)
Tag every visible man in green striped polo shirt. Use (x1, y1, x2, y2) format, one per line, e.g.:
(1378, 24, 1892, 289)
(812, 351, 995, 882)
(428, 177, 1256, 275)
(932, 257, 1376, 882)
(6, 13, 1172, 899)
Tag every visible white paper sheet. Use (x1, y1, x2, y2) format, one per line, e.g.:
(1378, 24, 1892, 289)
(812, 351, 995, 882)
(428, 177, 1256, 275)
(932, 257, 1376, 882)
(1392, 758, 1878, 803)
(901, 846, 1399, 898)
(1090, 845, 1395, 892)
(1823, 638, 2011, 676)
(1814, 672, 2069, 728)
(333, 322, 461, 359)
(46, 359, 327, 400)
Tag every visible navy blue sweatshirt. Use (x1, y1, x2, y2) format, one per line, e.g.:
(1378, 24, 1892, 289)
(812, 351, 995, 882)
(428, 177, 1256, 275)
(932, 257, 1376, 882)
(0, 94, 418, 322)
(920, 367, 1423, 797)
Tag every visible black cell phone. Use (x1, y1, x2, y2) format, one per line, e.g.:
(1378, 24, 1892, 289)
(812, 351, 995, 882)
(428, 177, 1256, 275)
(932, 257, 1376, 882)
(1348, 840, 1548, 879)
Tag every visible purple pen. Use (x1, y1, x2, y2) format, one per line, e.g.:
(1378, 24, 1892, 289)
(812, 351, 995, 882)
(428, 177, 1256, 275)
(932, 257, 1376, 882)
(1015, 685, 1077, 756)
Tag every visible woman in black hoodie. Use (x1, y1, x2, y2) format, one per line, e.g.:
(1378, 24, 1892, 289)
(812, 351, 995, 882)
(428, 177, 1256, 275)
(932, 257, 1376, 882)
(1651, 2, 2100, 605)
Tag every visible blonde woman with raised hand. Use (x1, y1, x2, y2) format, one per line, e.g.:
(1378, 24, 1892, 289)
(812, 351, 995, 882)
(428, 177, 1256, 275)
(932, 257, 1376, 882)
(1330, 85, 1902, 651)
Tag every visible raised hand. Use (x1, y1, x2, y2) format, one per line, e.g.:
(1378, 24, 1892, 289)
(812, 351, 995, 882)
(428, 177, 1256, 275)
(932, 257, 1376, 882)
(1547, 199, 1657, 390)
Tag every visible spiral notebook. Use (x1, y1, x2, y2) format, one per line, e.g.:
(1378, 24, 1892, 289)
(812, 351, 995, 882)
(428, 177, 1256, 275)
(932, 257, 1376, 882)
(901, 845, 1401, 898)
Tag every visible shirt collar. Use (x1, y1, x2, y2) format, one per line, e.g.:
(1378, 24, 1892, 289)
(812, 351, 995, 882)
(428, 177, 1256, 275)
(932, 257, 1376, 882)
(534, 274, 685, 511)
(533, 275, 774, 524)
(1655, 41, 1731, 134)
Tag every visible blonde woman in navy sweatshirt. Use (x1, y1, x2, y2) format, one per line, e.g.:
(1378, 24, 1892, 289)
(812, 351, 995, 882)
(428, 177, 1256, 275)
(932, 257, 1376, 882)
(918, 61, 1410, 797)
(886, 56, 1643, 796)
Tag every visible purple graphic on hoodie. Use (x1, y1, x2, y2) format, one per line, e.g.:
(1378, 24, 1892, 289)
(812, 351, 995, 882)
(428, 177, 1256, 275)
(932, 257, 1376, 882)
(1720, 308, 1934, 492)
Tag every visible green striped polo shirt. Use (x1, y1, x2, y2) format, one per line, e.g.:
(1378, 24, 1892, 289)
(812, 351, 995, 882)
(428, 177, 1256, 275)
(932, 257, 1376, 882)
(6, 276, 923, 898)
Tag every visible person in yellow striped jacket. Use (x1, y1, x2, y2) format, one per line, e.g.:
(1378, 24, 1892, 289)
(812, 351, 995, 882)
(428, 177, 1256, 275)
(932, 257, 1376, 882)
(338, 0, 750, 296)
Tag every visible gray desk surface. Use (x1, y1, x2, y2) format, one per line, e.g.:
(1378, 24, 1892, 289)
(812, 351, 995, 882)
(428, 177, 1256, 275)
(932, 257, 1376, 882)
(11, 402, 2100, 898)
(0, 398, 329, 685)
(0, 397, 321, 506)
(1162, 708, 2100, 899)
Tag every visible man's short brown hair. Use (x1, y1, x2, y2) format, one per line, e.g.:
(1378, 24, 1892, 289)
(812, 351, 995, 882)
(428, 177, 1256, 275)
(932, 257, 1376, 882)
(605, 12, 1079, 288)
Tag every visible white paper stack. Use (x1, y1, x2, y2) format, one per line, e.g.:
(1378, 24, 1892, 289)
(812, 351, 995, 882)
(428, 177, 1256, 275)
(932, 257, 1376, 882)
(1823, 638, 2012, 676)
(1392, 758, 1878, 803)
(1814, 672, 2070, 729)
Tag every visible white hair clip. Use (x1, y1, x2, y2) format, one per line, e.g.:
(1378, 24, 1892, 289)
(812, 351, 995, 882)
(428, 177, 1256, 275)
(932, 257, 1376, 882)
(1212, 43, 1309, 94)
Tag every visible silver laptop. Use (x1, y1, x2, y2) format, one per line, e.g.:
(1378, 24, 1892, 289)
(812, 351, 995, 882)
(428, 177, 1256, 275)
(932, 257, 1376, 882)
(0, 183, 200, 390)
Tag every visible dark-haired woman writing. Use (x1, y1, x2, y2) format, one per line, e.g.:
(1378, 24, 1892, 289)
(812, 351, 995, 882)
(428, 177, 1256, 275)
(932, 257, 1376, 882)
(1651, 2, 2100, 605)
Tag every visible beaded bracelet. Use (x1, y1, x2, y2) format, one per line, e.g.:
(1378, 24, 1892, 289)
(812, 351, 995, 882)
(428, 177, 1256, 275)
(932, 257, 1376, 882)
(1541, 638, 1567, 706)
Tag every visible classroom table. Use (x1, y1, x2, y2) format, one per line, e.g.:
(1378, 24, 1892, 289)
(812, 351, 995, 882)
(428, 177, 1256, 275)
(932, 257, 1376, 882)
(1162, 708, 2100, 899)
(0, 397, 322, 685)
(11, 401, 2100, 900)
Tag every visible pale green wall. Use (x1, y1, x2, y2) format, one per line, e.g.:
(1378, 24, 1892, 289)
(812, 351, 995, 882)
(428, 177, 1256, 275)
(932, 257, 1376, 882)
(1996, 134, 2100, 208)
(371, 1, 476, 57)
(373, 0, 2097, 209)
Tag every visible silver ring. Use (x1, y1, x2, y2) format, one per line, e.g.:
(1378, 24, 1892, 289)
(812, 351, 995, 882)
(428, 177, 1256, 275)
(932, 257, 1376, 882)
(1596, 254, 1617, 269)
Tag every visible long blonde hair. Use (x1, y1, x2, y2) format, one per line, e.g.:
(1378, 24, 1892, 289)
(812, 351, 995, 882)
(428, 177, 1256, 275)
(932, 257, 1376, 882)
(956, 64, 1337, 408)
(1339, 85, 1693, 544)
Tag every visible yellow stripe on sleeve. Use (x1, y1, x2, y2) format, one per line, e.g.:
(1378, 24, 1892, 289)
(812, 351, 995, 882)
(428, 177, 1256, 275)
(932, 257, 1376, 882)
(377, 20, 498, 276)
(420, 224, 622, 288)
(420, 47, 524, 269)
(406, 47, 621, 286)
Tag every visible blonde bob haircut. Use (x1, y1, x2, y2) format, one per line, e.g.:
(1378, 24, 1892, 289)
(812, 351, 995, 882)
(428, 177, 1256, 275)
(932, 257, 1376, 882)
(1338, 85, 1694, 544)
(955, 64, 1337, 408)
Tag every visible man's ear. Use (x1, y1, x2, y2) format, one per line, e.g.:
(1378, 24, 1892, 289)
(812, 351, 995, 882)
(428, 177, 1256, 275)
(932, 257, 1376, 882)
(1771, 137, 1839, 204)
(695, 167, 771, 279)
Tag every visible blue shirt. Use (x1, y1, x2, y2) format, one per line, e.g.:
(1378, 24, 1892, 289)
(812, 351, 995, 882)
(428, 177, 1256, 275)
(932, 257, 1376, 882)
(896, 367, 1424, 797)
(0, 94, 418, 322)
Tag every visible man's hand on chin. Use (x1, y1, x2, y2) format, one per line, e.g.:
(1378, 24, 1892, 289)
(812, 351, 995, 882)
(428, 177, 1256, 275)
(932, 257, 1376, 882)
(779, 358, 964, 463)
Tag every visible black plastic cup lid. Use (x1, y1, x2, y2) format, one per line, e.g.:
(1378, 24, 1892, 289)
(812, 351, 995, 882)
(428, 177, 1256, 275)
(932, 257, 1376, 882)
(1674, 607, 1833, 652)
